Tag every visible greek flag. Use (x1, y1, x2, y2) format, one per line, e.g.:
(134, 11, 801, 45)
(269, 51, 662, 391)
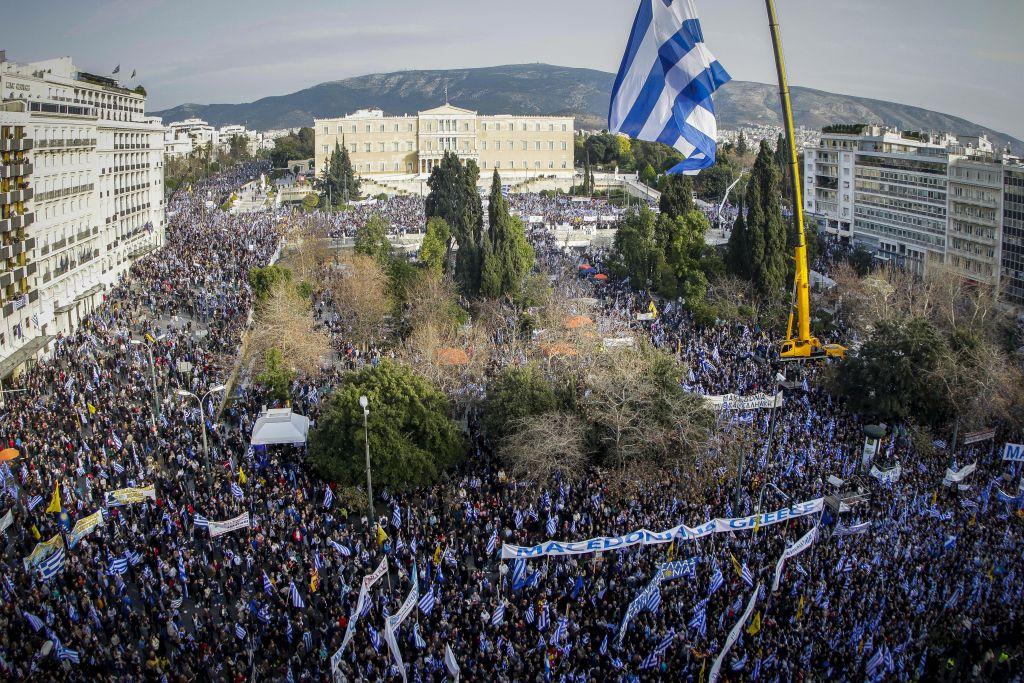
(323, 486, 333, 509)
(609, 0, 730, 174)
(328, 539, 351, 556)
(304, 631, 314, 652)
(537, 603, 550, 632)
(525, 602, 535, 624)
(646, 585, 662, 613)
(235, 623, 247, 639)
(289, 581, 305, 609)
(741, 563, 754, 588)
(263, 572, 274, 596)
(24, 611, 45, 632)
(108, 557, 128, 575)
(418, 585, 436, 615)
(27, 495, 43, 511)
(55, 644, 80, 664)
(546, 516, 557, 536)
(689, 598, 708, 637)
(709, 567, 724, 595)
(231, 482, 244, 499)
(392, 506, 401, 528)
(39, 547, 66, 581)
(413, 623, 427, 649)
(491, 603, 505, 627)
(511, 558, 526, 591)
(193, 514, 209, 529)
(111, 461, 125, 474)
(111, 433, 123, 450)
(487, 528, 498, 556)
(170, 597, 183, 610)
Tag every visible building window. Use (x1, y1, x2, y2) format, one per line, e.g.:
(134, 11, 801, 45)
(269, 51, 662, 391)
(322, 145, 328, 153)
(495, 141, 501, 151)
(322, 126, 328, 134)
(522, 141, 528, 151)
(337, 126, 343, 134)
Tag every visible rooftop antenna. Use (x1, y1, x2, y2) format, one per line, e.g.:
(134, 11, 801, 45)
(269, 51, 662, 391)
(444, 81, 449, 105)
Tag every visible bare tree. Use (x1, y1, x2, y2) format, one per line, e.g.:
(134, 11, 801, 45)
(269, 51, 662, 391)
(327, 254, 393, 346)
(248, 281, 331, 375)
(500, 412, 588, 484)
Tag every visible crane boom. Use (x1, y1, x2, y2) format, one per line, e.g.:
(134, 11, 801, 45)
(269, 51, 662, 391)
(764, 0, 846, 361)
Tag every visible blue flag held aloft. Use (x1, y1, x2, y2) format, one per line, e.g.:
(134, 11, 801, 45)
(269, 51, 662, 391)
(609, 0, 730, 175)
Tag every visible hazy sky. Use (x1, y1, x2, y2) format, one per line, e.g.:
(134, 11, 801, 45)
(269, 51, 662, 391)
(5, 0, 1024, 137)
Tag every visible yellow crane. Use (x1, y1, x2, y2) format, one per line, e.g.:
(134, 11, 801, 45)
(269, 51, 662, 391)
(765, 0, 846, 361)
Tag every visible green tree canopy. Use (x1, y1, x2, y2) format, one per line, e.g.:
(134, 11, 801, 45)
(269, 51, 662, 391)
(317, 141, 360, 206)
(248, 265, 292, 304)
(425, 152, 484, 296)
(419, 217, 451, 276)
(736, 131, 749, 156)
(654, 210, 710, 302)
(257, 347, 294, 403)
(727, 141, 787, 298)
(659, 174, 695, 219)
(482, 364, 561, 441)
(307, 360, 465, 490)
(481, 171, 535, 300)
(354, 213, 392, 263)
(835, 317, 949, 425)
(609, 206, 660, 289)
(270, 127, 315, 168)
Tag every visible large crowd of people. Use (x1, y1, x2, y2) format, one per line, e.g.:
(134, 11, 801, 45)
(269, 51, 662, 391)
(1, 167, 1021, 682)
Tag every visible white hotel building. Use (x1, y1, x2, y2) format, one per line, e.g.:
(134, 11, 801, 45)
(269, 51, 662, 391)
(0, 52, 165, 379)
(803, 126, 1024, 302)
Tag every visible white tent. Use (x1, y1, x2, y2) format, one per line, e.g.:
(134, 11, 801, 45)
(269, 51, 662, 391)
(250, 407, 310, 446)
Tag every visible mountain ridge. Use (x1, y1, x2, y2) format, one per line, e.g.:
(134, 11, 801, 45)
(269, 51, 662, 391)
(150, 64, 1023, 154)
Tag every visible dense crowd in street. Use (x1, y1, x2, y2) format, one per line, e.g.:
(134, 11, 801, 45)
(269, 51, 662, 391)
(1, 168, 1021, 682)
(312, 197, 427, 239)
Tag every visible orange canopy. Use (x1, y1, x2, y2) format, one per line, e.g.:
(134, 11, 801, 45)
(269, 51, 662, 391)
(564, 315, 594, 330)
(594, 273, 609, 281)
(542, 343, 578, 358)
(434, 348, 469, 366)
(0, 448, 19, 462)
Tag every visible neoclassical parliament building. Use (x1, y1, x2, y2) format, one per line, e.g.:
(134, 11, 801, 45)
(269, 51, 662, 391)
(313, 103, 575, 180)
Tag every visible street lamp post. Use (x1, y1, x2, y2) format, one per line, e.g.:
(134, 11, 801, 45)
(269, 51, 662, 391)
(175, 384, 226, 495)
(131, 335, 164, 428)
(359, 395, 375, 526)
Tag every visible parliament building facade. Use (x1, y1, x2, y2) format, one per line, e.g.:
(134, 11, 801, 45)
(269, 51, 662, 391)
(313, 103, 574, 179)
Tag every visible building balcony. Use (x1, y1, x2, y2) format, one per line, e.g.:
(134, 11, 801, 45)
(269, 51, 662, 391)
(0, 137, 33, 153)
(0, 188, 32, 204)
(0, 162, 32, 179)
(0, 212, 34, 233)
(0, 239, 31, 260)
(35, 138, 97, 150)
(35, 183, 94, 202)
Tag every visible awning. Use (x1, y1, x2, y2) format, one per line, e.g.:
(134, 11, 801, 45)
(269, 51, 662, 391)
(74, 284, 103, 302)
(0, 334, 54, 378)
(250, 407, 310, 446)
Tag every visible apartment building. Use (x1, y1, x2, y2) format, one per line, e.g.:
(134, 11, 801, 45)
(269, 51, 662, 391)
(1003, 166, 1024, 305)
(0, 52, 165, 378)
(314, 103, 574, 182)
(804, 125, 1023, 300)
(0, 107, 38, 372)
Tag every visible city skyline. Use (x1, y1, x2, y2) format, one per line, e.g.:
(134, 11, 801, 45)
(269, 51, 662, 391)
(4, 0, 1024, 138)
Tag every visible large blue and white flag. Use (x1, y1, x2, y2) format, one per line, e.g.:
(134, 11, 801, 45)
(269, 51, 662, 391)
(609, 0, 731, 175)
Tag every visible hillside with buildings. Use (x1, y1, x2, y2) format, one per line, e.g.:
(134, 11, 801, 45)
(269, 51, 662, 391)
(150, 64, 1024, 154)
